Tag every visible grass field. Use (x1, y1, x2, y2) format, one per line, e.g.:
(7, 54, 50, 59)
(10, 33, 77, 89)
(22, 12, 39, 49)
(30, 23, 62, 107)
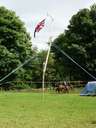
(0, 92, 96, 128)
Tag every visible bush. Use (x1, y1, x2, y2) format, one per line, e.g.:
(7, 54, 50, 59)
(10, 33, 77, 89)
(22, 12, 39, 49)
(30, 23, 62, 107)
(13, 83, 30, 90)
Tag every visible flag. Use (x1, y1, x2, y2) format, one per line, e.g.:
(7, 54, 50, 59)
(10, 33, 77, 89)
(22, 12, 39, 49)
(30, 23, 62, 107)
(34, 19, 46, 38)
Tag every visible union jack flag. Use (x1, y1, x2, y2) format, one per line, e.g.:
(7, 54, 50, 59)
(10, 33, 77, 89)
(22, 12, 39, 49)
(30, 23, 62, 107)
(34, 19, 46, 38)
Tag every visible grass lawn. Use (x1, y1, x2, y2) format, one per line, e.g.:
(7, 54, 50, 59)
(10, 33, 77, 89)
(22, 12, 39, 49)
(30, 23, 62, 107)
(0, 92, 96, 128)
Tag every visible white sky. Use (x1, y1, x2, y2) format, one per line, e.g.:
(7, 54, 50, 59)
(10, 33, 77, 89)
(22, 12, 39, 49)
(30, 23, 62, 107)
(0, 0, 96, 50)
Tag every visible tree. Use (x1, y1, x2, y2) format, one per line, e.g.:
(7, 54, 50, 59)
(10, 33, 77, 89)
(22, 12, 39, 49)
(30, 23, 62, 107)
(31, 50, 56, 88)
(0, 6, 33, 89)
(52, 4, 96, 81)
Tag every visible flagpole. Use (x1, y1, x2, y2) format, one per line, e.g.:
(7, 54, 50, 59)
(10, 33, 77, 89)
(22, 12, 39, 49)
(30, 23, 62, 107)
(33, 14, 54, 94)
(42, 37, 52, 93)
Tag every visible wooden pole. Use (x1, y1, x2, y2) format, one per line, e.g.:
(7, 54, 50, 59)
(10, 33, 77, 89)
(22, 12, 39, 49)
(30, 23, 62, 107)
(42, 37, 52, 93)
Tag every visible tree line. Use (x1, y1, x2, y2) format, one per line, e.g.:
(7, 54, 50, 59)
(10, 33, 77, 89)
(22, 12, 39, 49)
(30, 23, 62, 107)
(0, 5, 96, 90)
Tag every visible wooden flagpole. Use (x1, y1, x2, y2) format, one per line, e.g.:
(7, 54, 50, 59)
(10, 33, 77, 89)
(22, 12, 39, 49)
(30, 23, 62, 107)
(42, 37, 52, 93)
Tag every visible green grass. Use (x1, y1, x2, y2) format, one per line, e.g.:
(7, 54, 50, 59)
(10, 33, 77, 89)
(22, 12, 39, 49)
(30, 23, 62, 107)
(0, 92, 96, 128)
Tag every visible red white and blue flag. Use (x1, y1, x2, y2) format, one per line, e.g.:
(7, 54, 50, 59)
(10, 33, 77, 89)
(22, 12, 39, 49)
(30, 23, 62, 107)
(34, 19, 46, 38)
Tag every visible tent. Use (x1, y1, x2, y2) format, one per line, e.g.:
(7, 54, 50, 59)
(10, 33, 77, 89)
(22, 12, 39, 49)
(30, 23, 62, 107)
(80, 81, 96, 96)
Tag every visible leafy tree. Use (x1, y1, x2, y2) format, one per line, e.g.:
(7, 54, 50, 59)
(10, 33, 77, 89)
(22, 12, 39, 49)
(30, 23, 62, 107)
(31, 50, 56, 88)
(52, 4, 96, 81)
(0, 6, 33, 89)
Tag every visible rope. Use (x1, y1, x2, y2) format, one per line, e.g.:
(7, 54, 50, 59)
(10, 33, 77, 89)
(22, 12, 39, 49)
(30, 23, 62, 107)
(0, 55, 37, 84)
(53, 44, 96, 80)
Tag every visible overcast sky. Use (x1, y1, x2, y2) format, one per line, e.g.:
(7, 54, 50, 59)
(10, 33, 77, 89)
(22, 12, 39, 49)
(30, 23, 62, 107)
(0, 0, 96, 49)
